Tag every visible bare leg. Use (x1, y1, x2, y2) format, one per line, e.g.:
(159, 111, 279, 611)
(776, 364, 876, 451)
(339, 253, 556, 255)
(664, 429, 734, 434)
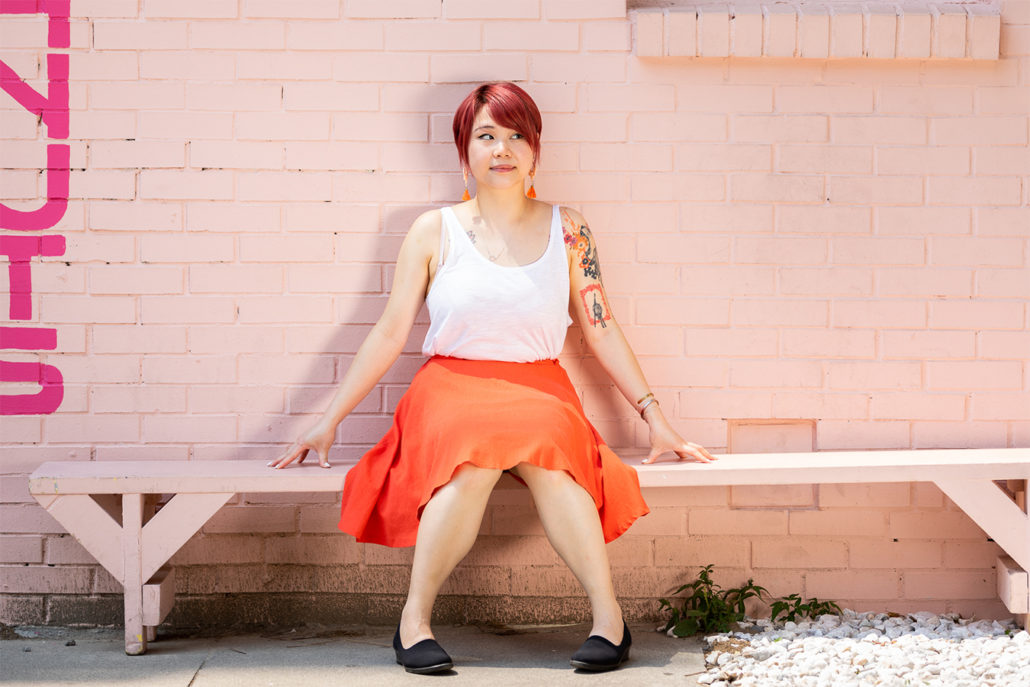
(511, 463, 624, 643)
(399, 464, 503, 648)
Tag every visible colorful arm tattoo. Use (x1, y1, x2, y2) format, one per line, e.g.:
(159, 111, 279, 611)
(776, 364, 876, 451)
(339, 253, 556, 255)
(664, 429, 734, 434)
(562, 209, 602, 282)
(579, 284, 612, 328)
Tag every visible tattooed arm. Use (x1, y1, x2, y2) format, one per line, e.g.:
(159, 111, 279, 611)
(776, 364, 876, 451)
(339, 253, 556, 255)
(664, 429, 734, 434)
(561, 207, 715, 465)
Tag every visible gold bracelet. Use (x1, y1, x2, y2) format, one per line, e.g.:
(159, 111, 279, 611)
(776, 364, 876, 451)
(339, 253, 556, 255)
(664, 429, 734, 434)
(635, 392, 654, 407)
(638, 397, 659, 418)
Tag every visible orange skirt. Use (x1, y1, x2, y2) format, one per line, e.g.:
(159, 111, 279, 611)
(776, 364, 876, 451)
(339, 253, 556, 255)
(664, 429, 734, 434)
(338, 356, 649, 547)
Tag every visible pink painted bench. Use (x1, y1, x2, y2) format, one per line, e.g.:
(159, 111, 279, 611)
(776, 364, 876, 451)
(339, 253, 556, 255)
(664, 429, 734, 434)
(28, 447, 1030, 655)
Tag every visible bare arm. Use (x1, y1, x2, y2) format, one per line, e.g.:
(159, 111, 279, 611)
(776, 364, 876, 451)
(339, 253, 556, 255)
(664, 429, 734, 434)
(270, 211, 440, 469)
(561, 207, 715, 465)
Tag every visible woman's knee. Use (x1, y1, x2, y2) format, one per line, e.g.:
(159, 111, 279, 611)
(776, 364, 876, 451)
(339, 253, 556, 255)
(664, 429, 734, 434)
(450, 463, 503, 491)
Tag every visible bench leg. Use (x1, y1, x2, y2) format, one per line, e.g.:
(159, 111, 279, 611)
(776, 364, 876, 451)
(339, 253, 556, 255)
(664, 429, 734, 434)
(123, 494, 146, 655)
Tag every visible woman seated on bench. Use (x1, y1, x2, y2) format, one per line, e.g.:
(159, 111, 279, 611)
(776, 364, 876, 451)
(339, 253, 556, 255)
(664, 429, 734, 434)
(270, 81, 715, 675)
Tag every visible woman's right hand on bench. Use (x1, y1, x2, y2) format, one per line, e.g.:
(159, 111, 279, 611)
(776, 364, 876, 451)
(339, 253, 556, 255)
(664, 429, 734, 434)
(268, 419, 336, 469)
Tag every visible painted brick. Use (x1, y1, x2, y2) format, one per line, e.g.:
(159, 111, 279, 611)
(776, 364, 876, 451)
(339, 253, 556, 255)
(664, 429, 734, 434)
(777, 144, 872, 174)
(630, 173, 723, 202)
(877, 146, 971, 176)
(189, 20, 285, 49)
(731, 484, 815, 508)
(929, 176, 1022, 206)
(188, 203, 281, 232)
(192, 385, 286, 414)
(752, 537, 848, 568)
(92, 20, 188, 49)
(732, 299, 828, 327)
(633, 8, 663, 57)
(688, 508, 787, 536)
(333, 173, 430, 203)
(834, 176, 929, 207)
(832, 300, 927, 329)
(286, 142, 379, 172)
(190, 141, 283, 170)
(90, 265, 183, 295)
(38, 295, 135, 324)
(681, 204, 773, 233)
(878, 207, 971, 236)
(142, 356, 237, 385)
(828, 362, 922, 390)
(790, 509, 888, 536)
(285, 21, 383, 50)
(88, 200, 180, 232)
(933, 237, 1025, 268)
(43, 415, 140, 443)
(680, 266, 776, 297)
(878, 268, 973, 299)
(239, 172, 332, 202)
(808, 571, 900, 600)
(141, 296, 236, 324)
(140, 170, 234, 200)
(285, 83, 379, 113)
(728, 358, 824, 389)
(732, 174, 825, 203)
(0, 565, 92, 594)
(771, 391, 869, 420)
(679, 389, 774, 419)
(583, 21, 631, 52)
(388, 22, 483, 53)
(243, 0, 337, 18)
(832, 117, 927, 145)
(930, 300, 1024, 330)
(186, 82, 283, 111)
(943, 541, 1005, 570)
(904, 571, 995, 600)
(237, 296, 333, 324)
(332, 112, 428, 142)
(675, 143, 770, 172)
(144, 415, 236, 443)
(236, 112, 330, 141)
(139, 50, 235, 80)
(90, 140, 185, 170)
(882, 330, 975, 360)
(92, 385, 187, 414)
(204, 506, 296, 534)
(237, 51, 334, 80)
(0, 536, 42, 564)
(833, 237, 926, 266)
(978, 331, 1030, 360)
(189, 265, 283, 294)
(778, 86, 873, 114)
(144, 0, 236, 18)
(534, 52, 628, 83)
(140, 233, 234, 263)
(850, 538, 940, 568)
(654, 535, 749, 569)
(970, 393, 1030, 421)
(432, 52, 528, 83)
(782, 328, 875, 358)
(912, 421, 1009, 449)
(816, 420, 911, 450)
(975, 145, 1030, 175)
(780, 268, 872, 296)
(92, 325, 187, 354)
(587, 84, 675, 112)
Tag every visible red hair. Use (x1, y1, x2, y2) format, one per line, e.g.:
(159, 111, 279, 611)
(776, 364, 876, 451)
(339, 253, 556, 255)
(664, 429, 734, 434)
(452, 82, 542, 172)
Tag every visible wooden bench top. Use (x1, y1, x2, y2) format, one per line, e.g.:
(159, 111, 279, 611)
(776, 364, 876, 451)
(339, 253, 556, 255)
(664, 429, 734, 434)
(28, 447, 1030, 495)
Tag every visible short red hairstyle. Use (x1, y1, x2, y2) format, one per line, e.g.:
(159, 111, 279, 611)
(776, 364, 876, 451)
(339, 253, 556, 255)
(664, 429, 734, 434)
(452, 82, 542, 172)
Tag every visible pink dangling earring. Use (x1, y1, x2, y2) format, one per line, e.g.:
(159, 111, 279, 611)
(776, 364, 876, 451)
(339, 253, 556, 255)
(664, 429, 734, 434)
(526, 170, 537, 199)
(461, 168, 471, 201)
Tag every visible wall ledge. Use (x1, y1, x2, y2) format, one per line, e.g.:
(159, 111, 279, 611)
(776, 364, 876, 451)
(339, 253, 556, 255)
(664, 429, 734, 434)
(632, 3, 1002, 59)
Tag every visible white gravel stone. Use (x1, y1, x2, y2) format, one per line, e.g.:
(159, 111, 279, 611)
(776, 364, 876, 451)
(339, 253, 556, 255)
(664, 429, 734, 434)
(694, 609, 1030, 686)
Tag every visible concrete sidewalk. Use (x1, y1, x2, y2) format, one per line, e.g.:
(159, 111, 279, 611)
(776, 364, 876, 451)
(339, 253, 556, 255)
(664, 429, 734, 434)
(0, 623, 706, 686)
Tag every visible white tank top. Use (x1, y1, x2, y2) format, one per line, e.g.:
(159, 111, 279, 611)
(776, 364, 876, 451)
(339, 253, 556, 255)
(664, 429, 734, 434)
(422, 205, 573, 363)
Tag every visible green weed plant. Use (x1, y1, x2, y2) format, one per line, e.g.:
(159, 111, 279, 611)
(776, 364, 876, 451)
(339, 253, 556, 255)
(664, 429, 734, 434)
(659, 564, 768, 637)
(769, 593, 842, 623)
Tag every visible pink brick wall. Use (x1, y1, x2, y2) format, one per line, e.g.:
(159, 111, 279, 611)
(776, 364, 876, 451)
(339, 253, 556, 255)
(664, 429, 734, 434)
(1, 0, 1027, 626)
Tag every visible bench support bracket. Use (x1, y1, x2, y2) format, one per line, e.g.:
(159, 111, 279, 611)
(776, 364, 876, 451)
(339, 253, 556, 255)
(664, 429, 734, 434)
(934, 479, 1030, 621)
(33, 490, 234, 655)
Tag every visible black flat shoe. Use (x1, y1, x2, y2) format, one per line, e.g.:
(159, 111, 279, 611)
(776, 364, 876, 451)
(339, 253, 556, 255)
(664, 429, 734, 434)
(570, 621, 631, 672)
(393, 626, 453, 674)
